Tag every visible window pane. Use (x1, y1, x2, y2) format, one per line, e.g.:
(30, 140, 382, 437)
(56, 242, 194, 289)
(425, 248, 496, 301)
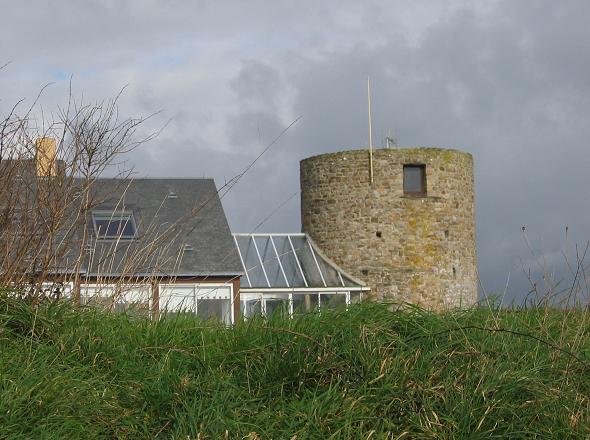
(255, 236, 289, 287)
(312, 246, 344, 287)
(92, 211, 136, 239)
(320, 293, 347, 310)
(236, 236, 268, 287)
(117, 288, 151, 317)
(350, 292, 362, 304)
(274, 236, 306, 287)
(403, 165, 426, 195)
(292, 293, 319, 314)
(265, 295, 289, 317)
(196, 298, 231, 325)
(159, 286, 195, 315)
(241, 298, 262, 319)
(80, 284, 150, 317)
(291, 236, 324, 287)
(119, 219, 135, 236)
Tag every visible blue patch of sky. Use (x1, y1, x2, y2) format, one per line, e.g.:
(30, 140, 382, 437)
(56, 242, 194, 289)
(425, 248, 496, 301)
(49, 70, 70, 81)
(40, 63, 104, 81)
(147, 45, 191, 69)
(39, 66, 97, 82)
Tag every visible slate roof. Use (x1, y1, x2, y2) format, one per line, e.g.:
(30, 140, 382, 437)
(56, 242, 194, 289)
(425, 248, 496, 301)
(77, 178, 243, 278)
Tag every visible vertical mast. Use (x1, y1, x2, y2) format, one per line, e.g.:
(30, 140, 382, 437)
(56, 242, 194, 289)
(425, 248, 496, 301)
(367, 77, 374, 185)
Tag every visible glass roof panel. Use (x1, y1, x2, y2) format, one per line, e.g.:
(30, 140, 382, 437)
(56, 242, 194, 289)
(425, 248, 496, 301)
(273, 236, 306, 287)
(290, 235, 325, 288)
(233, 233, 365, 290)
(255, 236, 288, 287)
(310, 245, 344, 287)
(342, 273, 362, 288)
(235, 236, 267, 288)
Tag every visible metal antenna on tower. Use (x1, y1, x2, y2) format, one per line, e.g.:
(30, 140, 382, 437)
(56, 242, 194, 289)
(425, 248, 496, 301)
(385, 128, 397, 148)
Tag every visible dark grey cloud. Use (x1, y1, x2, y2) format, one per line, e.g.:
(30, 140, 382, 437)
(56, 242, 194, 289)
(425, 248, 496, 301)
(1, 0, 589, 304)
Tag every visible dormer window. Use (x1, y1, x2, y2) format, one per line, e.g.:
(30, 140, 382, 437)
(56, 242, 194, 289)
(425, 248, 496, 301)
(92, 211, 137, 239)
(403, 164, 427, 196)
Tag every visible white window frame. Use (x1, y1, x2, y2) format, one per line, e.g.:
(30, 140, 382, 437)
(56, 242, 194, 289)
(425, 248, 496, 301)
(241, 290, 355, 318)
(158, 283, 234, 325)
(240, 292, 264, 319)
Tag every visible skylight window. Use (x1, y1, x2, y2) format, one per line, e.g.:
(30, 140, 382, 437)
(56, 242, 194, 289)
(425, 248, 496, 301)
(92, 211, 137, 239)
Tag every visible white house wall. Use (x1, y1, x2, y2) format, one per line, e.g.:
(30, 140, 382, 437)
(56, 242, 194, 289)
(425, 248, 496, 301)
(80, 283, 152, 314)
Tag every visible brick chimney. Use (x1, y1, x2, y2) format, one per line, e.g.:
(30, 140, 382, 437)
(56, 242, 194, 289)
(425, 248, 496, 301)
(35, 137, 57, 177)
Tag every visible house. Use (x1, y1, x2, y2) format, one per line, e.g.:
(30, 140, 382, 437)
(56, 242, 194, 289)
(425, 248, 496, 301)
(1, 138, 242, 324)
(76, 177, 243, 325)
(1, 138, 367, 324)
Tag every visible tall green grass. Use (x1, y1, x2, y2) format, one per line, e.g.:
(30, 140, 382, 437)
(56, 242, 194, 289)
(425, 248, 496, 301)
(1, 293, 590, 439)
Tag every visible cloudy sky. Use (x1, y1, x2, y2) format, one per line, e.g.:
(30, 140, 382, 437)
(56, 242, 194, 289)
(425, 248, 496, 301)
(1, 0, 589, 304)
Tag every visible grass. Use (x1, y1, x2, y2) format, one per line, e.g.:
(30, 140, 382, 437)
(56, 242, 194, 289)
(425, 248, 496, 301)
(1, 294, 590, 439)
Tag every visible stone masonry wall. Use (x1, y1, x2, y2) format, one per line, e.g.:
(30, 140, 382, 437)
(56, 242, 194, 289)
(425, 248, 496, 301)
(300, 147, 476, 309)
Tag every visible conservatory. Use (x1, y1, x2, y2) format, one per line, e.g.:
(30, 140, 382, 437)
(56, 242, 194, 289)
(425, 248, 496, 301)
(233, 233, 369, 318)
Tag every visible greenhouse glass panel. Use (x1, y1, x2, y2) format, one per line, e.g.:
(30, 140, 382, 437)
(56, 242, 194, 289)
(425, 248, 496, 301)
(264, 294, 289, 317)
(342, 273, 362, 288)
(291, 235, 324, 287)
(255, 236, 288, 287)
(292, 293, 319, 315)
(236, 236, 268, 288)
(311, 247, 344, 287)
(274, 236, 306, 287)
(234, 233, 368, 300)
(241, 295, 263, 319)
(350, 292, 363, 304)
(320, 293, 347, 310)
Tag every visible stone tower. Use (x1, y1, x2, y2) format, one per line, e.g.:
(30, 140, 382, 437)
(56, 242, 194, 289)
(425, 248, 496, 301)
(300, 147, 476, 309)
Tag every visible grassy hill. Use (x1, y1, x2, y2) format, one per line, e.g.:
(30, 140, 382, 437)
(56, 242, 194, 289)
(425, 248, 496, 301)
(1, 294, 589, 439)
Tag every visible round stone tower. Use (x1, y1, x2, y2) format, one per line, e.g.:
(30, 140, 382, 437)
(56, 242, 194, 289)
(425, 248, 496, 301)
(300, 147, 476, 309)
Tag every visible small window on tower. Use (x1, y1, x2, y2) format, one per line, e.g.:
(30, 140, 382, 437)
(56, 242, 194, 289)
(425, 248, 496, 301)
(403, 164, 427, 196)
